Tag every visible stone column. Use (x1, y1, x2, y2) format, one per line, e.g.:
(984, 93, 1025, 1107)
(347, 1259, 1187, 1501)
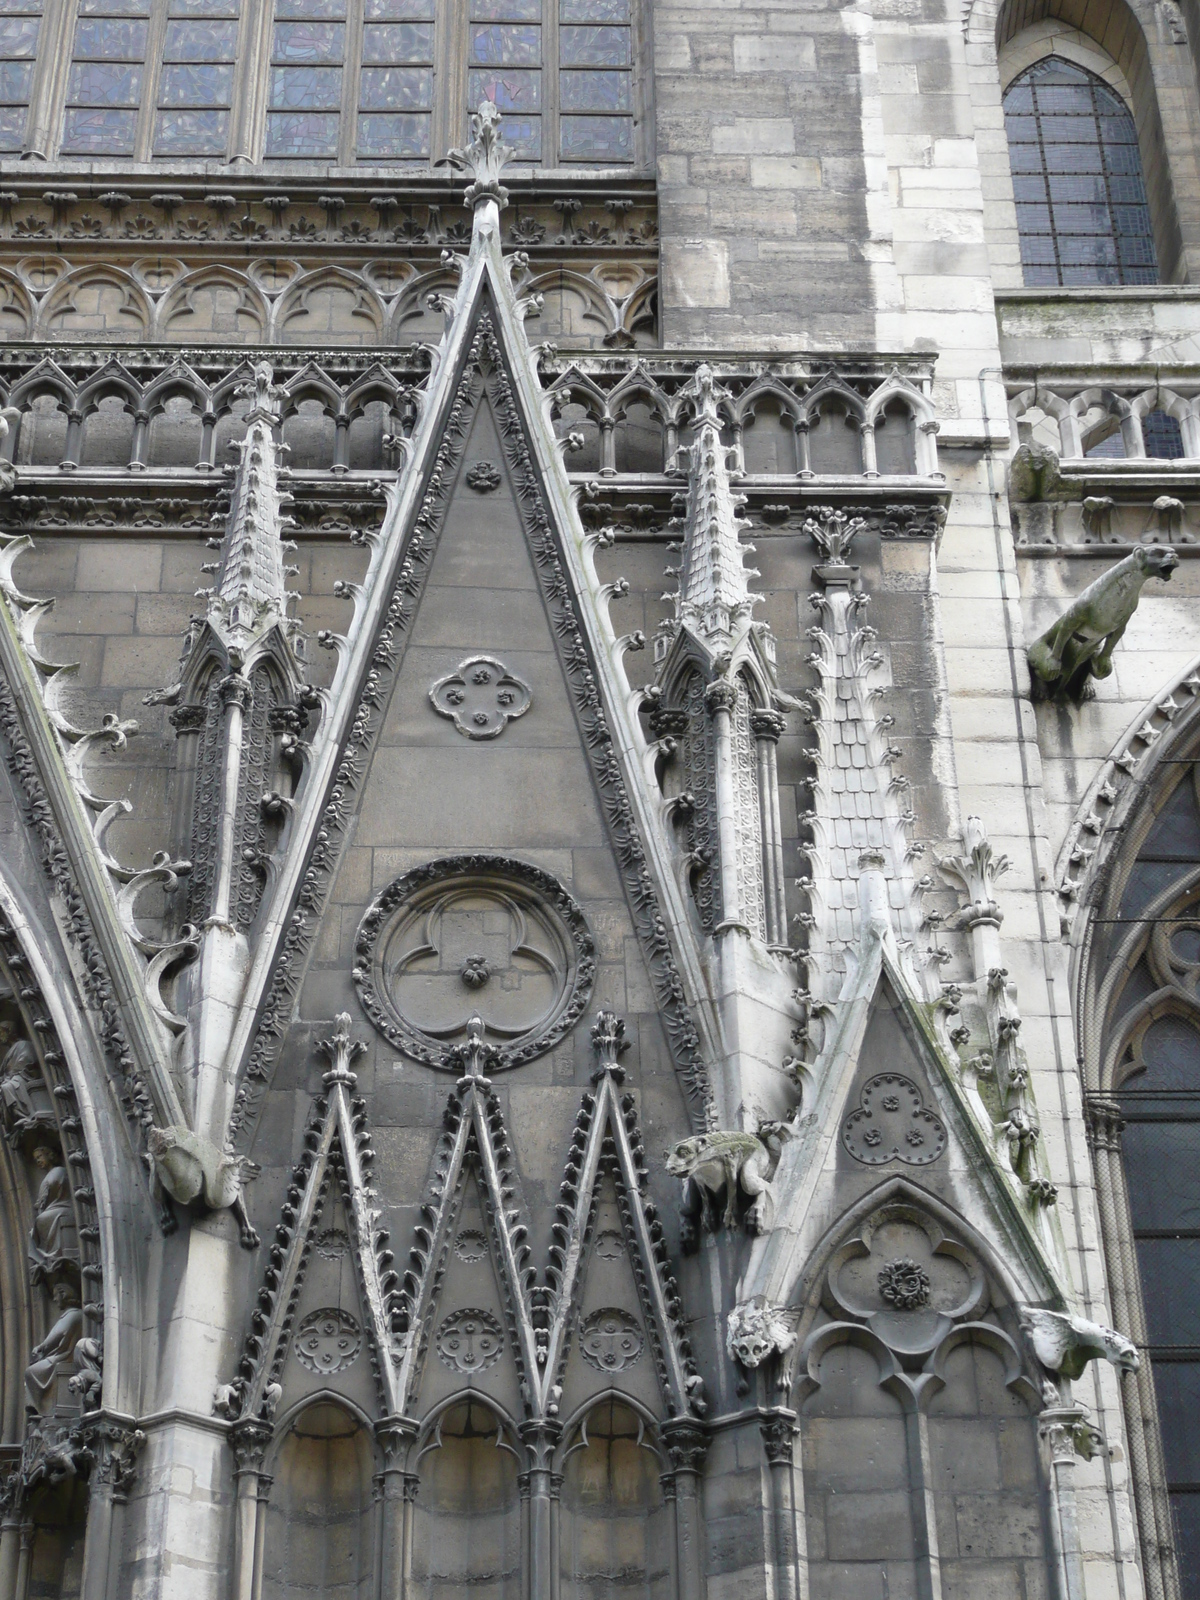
(705, 679, 747, 936)
(228, 1421, 272, 1600)
(80, 1420, 145, 1600)
(13, 1519, 32, 1600)
(518, 1422, 561, 1600)
(661, 1421, 707, 1600)
(1039, 1407, 1090, 1600)
(375, 1418, 418, 1600)
(252, 1472, 272, 1600)
(1086, 1097, 1179, 1600)
(760, 1411, 802, 1600)
(750, 709, 788, 950)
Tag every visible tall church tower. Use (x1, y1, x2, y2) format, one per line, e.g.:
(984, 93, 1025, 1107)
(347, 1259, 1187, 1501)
(0, 2, 1196, 1596)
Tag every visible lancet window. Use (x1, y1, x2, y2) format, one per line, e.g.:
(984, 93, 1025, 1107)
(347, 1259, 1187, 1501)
(1003, 57, 1158, 286)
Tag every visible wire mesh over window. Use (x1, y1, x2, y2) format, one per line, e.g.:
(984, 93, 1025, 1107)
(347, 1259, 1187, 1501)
(1004, 57, 1159, 287)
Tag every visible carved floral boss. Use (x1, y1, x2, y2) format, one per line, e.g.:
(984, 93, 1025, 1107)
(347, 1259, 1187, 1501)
(430, 655, 531, 741)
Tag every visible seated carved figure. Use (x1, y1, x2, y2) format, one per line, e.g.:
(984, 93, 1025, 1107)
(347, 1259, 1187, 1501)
(28, 1145, 77, 1278)
(25, 1281, 84, 1413)
(1028, 545, 1178, 701)
(0, 1026, 47, 1140)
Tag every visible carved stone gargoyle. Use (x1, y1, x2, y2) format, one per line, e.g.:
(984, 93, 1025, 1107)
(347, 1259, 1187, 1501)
(666, 1121, 795, 1248)
(1028, 544, 1178, 701)
(146, 1124, 259, 1249)
(1020, 1306, 1139, 1395)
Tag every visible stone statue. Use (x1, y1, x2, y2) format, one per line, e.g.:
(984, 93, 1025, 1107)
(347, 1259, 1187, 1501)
(0, 1024, 43, 1139)
(25, 1281, 84, 1411)
(28, 1144, 77, 1278)
(147, 1124, 259, 1249)
(666, 1121, 795, 1247)
(1028, 545, 1178, 700)
(1021, 1307, 1139, 1390)
(726, 1300, 797, 1369)
(68, 1336, 102, 1411)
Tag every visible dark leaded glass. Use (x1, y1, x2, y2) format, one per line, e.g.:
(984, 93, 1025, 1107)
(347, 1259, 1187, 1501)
(0, 13, 36, 51)
(561, 0, 629, 17)
(367, 0, 433, 14)
(559, 23, 629, 64)
(498, 113, 540, 158)
(1003, 58, 1158, 286)
(62, 106, 137, 151)
(273, 20, 344, 61)
(162, 18, 236, 58)
(74, 18, 147, 56)
(560, 113, 630, 158)
(471, 0, 541, 15)
(560, 67, 628, 110)
(159, 62, 232, 105)
(266, 108, 339, 154)
(467, 67, 540, 112)
(362, 22, 433, 61)
(276, 0, 345, 12)
(79, 0, 147, 11)
(271, 65, 341, 109)
(154, 107, 227, 151)
(359, 65, 432, 110)
(1144, 410, 1185, 459)
(68, 60, 141, 104)
(357, 110, 428, 156)
(470, 23, 540, 64)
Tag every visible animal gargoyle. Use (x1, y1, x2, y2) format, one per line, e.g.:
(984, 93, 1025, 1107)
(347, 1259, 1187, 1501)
(666, 1121, 795, 1248)
(147, 1124, 259, 1249)
(1028, 544, 1178, 701)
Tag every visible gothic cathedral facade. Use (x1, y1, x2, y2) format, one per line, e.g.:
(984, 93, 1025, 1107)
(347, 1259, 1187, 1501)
(0, 1, 1196, 1597)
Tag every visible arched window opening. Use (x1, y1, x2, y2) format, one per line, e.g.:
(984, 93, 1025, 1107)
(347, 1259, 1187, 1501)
(740, 396, 795, 476)
(1084, 416, 1125, 458)
(552, 400, 601, 473)
(560, 1399, 669, 1600)
(1003, 58, 1158, 287)
(1143, 410, 1185, 460)
(78, 395, 134, 468)
(874, 400, 917, 476)
(283, 398, 336, 471)
(411, 1401, 521, 1600)
(347, 398, 393, 470)
(147, 395, 204, 469)
(15, 394, 69, 467)
(261, 1401, 376, 1600)
(614, 400, 663, 473)
(806, 400, 862, 476)
(1090, 761, 1200, 1595)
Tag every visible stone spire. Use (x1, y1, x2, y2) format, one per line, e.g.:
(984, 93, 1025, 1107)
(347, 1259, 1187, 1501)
(669, 363, 759, 657)
(205, 361, 296, 659)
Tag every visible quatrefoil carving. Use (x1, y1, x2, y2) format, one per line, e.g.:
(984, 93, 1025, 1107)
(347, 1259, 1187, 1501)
(430, 655, 532, 740)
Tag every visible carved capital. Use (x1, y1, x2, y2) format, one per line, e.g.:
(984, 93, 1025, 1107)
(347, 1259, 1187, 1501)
(749, 708, 787, 742)
(168, 703, 206, 735)
(375, 1416, 418, 1470)
(704, 678, 739, 717)
(660, 1419, 708, 1476)
(1039, 1404, 1105, 1463)
(217, 673, 253, 711)
(1085, 1096, 1125, 1152)
(518, 1419, 562, 1474)
(90, 1420, 146, 1501)
(760, 1410, 797, 1467)
(229, 1419, 272, 1477)
(648, 705, 689, 740)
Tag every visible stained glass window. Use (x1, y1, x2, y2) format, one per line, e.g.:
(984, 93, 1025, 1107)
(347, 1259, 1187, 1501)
(1003, 57, 1159, 287)
(357, 0, 434, 161)
(0, 0, 39, 152)
(1111, 774, 1200, 1599)
(62, 0, 148, 155)
(155, 0, 237, 155)
(267, 0, 346, 157)
(559, 0, 631, 161)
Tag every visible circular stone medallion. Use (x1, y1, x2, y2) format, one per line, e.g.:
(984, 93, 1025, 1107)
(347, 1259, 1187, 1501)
(353, 857, 595, 1069)
(294, 1308, 362, 1375)
(578, 1308, 644, 1372)
(436, 1308, 505, 1373)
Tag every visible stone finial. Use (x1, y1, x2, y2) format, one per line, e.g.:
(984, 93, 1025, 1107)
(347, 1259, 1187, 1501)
(668, 363, 759, 654)
(938, 815, 1009, 929)
(441, 100, 514, 212)
(1028, 544, 1178, 701)
(207, 362, 296, 655)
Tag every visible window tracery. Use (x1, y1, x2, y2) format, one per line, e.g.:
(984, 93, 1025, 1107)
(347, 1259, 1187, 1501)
(1003, 57, 1158, 286)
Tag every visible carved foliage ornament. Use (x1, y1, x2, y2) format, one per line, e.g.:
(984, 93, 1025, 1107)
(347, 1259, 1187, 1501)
(842, 1074, 947, 1167)
(354, 856, 595, 1069)
(430, 655, 532, 740)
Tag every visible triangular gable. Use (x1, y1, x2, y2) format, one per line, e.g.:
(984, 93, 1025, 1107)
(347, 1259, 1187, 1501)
(218, 1014, 403, 1423)
(735, 874, 1066, 1344)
